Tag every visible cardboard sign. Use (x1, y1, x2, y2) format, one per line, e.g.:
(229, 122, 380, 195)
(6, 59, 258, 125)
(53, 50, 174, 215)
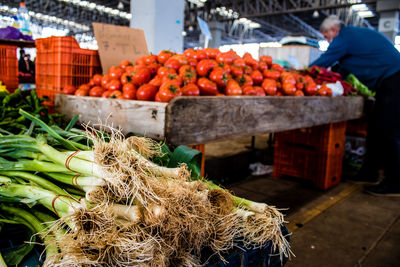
(93, 22, 149, 74)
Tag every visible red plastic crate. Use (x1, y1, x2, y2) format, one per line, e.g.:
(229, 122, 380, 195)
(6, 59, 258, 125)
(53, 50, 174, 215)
(35, 36, 102, 105)
(0, 44, 18, 91)
(346, 118, 367, 137)
(273, 122, 347, 190)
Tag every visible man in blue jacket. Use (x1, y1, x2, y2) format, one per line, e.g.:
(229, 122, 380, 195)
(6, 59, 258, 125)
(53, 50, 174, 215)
(310, 15, 400, 196)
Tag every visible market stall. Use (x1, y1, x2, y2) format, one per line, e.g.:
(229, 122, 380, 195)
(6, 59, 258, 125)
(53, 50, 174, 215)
(55, 94, 364, 145)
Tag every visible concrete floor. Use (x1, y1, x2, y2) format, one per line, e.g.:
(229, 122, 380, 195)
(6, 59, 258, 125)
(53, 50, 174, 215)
(204, 137, 400, 267)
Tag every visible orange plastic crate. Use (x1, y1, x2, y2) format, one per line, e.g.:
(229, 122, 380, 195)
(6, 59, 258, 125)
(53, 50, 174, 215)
(35, 37, 102, 105)
(0, 44, 18, 91)
(35, 36, 79, 51)
(273, 122, 347, 190)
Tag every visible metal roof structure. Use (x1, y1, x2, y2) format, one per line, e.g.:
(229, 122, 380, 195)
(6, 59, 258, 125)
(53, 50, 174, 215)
(0, 0, 384, 47)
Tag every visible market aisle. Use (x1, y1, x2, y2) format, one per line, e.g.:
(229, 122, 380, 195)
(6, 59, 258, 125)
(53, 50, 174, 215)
(285, 188, 400, 267)
(228, 176, 400, 267)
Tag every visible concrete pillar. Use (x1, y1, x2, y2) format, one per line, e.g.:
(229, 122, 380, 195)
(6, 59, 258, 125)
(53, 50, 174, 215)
(208, 21, 224, 48)
(130, 0, 185, 54)
(377, 0, 400, 42)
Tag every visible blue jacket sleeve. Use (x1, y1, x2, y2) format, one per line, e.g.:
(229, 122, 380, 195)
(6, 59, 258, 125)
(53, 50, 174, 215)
(309, 35, 348, 67)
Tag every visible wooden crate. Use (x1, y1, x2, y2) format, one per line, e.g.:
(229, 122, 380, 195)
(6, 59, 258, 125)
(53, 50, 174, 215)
(55, 95, 365, 146)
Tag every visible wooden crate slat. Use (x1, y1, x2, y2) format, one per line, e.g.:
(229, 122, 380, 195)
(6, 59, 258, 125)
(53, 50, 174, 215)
(165, 96, 364, 145)
(55, 94, 167, 140)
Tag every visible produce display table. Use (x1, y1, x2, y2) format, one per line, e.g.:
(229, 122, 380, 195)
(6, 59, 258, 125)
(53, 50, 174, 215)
(55, 95, 364, 145)
(55, 94, 364, 189)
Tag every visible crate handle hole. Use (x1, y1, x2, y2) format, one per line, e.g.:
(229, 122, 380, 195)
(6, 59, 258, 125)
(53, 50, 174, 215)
(335, 143, 340, 148)
(332, 176, 337, 181)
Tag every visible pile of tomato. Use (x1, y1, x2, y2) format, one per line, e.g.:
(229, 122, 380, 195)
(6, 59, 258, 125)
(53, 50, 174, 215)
(62, 48, 332, 102)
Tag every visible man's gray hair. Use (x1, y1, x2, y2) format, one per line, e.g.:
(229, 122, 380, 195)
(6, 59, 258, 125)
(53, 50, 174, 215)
(320, 15, 344, 31)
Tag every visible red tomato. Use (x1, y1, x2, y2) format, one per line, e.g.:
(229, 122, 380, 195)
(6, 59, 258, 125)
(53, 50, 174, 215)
(92, 74, 102, 86)
(236, 74, 253, 87)
(101, 90, 112, 98)
(135, 56, 146, 66)
(122, 89, 137, 100)
(181, 83, 200, 96)
(89, 86, 104, 97)
(294, 90, 305, 96)
(271, 63, 285, 72)
(136, 84, 157, 101)
(109, 90, 122, 99)
(296, 82, 304, 91)
(144, 55, 158, 65)
(259, 55, 273, 66)
(254, 86, 266, 96)
(162, 73, 183, 86)
(209, 68, 231, 87)
(280, 72, 296, 84)
(192, 50, 208, 61)
(149, 75, 163, 88)
(122, 83, 136, 94)
(157, 66, 176, 77)
(196, 59, 215, 77)
(258, 61, 269, 72)
(101, 75, 112, 89)
(62, 85, 76, 95)
(217, 62, 231, 73)
(282, 82, 297, 96)
(197, 77, 218, 96)
(276, 91, 283, 96)
(225, 79, 242, 96)
(108, 66, 124, 80)
(147, 63, 160, 77)
(131, 68, 151, 86)
(125, 65, 135, 75)
(244, 56, 259, 69)
(89, 78, 96, 87)
(120, 73, 131, 85)
(242, 85, 257, 95)
(233, 58, 246, 68)
(243, 65, 253, 75)
(120, 60, 133, 69)
(216, 51, 236, 65)
(179, 65, 197, 84)
(262, 79, 277, 96)
(74, 88, 88, 96)
(155, 92, 162, 102)
(159, 81, 182, 102)
(78, 84, 90, 91)
(230, 65, 243, 78)
(263, 69, 280, 80)
(203, 48, 219, 59)
(317, 85, 333, 96)
(187, 58, 198, 67)
(157, 50, 174, 64)
(164, 58, 181, 71)
(171, 54, 188, 65)
(304, 83, 318, 96)
(184, 48, 196, 59)
(107, 80, 122, 91)
(250, 70, 263, 85)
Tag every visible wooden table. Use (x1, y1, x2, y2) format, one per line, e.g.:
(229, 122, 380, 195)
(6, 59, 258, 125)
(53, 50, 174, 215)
(0, 38, 35, 48)
(55, 95, 365, 145)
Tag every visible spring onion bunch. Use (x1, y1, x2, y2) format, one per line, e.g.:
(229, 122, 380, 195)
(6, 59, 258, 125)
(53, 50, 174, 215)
(0, 108, 290, 266)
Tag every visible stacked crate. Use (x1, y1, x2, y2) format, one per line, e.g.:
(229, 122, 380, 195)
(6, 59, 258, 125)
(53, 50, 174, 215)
(273, 122, 347, 190)
(0, 44, 18, 92)
(35, 36, 102, 108)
